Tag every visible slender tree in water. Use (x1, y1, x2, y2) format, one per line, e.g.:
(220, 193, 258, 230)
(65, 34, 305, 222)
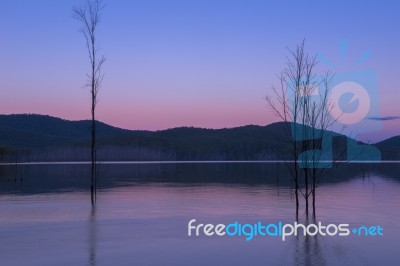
(267, 40, 335, 217)
(74, 0, 105, 205)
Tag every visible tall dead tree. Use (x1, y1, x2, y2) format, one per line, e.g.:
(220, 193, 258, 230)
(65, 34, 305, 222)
(74, 0, 105, 205)
(267, 41, 335, 216)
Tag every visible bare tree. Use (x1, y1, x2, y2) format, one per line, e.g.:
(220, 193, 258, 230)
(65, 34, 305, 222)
(298, 70, 336, 215)
(267, 40, 336, 216)
(74, 0, 105, 205)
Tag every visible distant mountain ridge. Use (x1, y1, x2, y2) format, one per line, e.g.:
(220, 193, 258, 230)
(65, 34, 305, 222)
(0, 114, 398, 161)
(0, 114, 135, 150)
(375, 135, 400, 160)
(377, 136, 400, 147)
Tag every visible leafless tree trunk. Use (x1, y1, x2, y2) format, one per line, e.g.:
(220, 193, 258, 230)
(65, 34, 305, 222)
(306, 73, 336, 215)
(74, 0, 105, 206)
(267, 40, 336, 217)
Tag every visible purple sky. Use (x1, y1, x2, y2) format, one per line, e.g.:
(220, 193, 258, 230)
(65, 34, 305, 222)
(0, 0, 399, 142)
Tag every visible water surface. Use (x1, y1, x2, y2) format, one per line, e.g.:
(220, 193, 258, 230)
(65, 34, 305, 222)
(0, 163, 399, 265)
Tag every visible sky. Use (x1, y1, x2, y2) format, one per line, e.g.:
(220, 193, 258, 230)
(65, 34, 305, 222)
(0, 0, 399, 142)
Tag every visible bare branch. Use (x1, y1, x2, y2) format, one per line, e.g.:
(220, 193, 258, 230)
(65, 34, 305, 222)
(73, 0, 105, 206)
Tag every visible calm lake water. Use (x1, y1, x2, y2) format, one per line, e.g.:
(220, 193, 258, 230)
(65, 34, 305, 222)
(0, 163, 399, 266)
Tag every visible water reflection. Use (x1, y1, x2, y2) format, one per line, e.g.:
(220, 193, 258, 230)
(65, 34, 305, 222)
(291, 215, 325, 266)
(0, 163, 399, 195)
(292, 234, 325, 266)
(88, 206, 97, 266)
(0, 163, 399, 265)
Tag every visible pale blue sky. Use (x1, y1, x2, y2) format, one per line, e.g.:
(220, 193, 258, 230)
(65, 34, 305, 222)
(0, 0, 399, 141)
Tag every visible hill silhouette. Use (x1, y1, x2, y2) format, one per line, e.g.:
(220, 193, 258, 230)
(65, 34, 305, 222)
(375, 136, 400, 160)
(0, 114, 398, 161)
(0, 114, 135, 149)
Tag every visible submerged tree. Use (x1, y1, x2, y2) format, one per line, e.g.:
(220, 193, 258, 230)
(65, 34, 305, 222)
(266, 40, 335, 216)
(73, 0, 105, 205)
